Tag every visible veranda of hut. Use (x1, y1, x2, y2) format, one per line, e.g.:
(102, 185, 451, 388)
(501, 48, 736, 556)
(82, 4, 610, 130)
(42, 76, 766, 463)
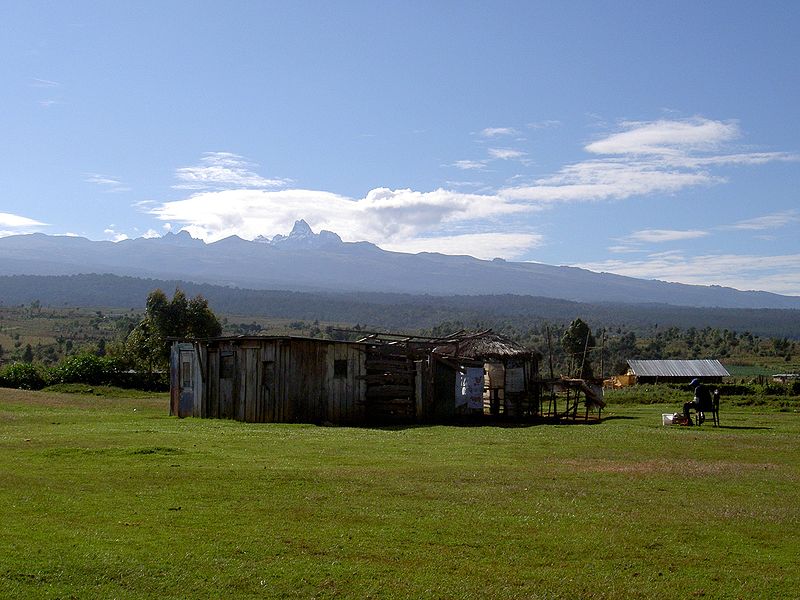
(423, 332, 542, 420)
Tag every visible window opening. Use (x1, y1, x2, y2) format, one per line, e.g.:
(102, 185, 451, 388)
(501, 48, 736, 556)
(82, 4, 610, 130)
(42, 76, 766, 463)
(334, 359, 348, 379)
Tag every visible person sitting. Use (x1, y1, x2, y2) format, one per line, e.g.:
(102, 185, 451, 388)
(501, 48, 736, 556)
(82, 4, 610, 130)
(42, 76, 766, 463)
(683, 378, 712, 425)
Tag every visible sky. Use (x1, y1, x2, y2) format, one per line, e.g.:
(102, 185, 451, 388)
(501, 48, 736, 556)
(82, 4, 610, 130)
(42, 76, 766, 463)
(1, 1, 799, 295)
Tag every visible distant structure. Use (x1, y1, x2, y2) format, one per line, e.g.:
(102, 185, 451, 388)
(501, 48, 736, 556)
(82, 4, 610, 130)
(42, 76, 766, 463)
(772, 373, 799, 384)
(625, 359, 730, 384)
(170, 330, 543, 425)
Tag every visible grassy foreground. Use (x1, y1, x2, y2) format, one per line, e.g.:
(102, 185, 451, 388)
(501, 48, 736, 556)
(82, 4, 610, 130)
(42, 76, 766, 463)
(1, 389, 798, 599)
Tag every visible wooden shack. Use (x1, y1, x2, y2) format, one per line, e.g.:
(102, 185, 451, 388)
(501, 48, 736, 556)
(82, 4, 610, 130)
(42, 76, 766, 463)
(170, 330, 542, 425)
(170, 336, 367, 423)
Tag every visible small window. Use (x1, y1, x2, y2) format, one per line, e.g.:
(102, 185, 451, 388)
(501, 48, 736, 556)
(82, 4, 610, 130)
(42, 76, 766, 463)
(262, 361, 274, 388)
(334, 359, 348, 379)
(220, 353, 235, 379)
(181, 361, 192, 388)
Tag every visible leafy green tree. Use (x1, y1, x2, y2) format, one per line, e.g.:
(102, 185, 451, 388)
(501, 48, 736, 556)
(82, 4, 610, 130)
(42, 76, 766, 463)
(125, 288, 222, 371)
(22, 344, 34, 363)
(561, 318, 595, 378)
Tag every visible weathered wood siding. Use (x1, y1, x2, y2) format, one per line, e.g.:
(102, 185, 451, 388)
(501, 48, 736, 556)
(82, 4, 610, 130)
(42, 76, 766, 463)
(364, 344, 416, 421)
(182, 338, 367, 424)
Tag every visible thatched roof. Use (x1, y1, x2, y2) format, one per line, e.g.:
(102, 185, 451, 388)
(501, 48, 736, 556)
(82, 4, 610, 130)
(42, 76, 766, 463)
(433, 331, 534, 360)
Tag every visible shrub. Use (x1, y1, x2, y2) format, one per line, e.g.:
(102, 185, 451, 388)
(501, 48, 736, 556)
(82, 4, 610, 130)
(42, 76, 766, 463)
(50, 353, 111, 385)
(0, 362, 49, 390)
(762, 382, 787, 396)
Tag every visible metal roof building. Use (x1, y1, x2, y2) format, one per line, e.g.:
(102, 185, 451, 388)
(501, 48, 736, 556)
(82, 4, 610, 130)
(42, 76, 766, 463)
(627, 359, 730, 383)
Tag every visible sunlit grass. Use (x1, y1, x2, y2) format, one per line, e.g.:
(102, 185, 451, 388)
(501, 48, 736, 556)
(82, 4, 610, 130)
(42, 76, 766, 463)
(1, 389, 798, 598)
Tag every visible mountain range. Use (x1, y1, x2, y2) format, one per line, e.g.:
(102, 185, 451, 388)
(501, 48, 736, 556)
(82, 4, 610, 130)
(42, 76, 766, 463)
(1, 220, 798, 310)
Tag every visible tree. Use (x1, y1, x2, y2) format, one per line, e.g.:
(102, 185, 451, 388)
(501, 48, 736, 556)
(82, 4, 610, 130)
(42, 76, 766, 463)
(561, 318, 595, 378)
(22, 344, 34, 364)
(125, 288, 222, 371)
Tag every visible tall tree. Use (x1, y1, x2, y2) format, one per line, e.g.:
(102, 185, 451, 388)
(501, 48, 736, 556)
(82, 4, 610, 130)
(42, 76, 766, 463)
(126, 288, 222, 371)
(561, 318, 596, 378)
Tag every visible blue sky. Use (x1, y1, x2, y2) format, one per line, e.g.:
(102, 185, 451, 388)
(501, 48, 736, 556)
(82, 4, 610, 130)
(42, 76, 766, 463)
(2, 1, 799, 295)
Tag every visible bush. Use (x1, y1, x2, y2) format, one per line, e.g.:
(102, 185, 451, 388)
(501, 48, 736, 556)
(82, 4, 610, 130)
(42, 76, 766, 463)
(761, 382, 787, 396)
(715, 383, 758, 396)
(49, 354, 168, 391)
(50, 353, 111, 385)
(0, 362, 49, 390)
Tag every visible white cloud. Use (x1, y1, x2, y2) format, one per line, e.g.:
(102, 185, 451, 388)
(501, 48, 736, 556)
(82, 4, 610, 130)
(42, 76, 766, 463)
(608, 245, 642, 254)
(31, 78, 60, 88)
(444, 180, 484, 188)
(574, 252, 800, 296)
(380, 232, 543, 259)
(104, 228, 129, 242)
(584, 117, 739, 156)
(0, 212, 47, 237)
(452, 159, 488, 170)
(499, 117, 796, 205)
(526, 120, 561, 130)
(147, 186, 535, 257)
(173, 152, 288, 190)
(626, 229, 709, 243)
(488, 148, 526, 160)
(727, 209, 800, 231)
(85, 173, 131, 193)
(0, 212, 46, 228)
(480, 127, 518, 137)
(501, 159, 718, 203)
(147, 120, 795, 265)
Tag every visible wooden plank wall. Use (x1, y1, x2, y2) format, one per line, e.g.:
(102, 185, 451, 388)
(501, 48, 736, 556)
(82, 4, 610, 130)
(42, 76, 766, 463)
(207, 349, 218, 419)
(364, 344, 416, 422)
(190, 345, 204, 418)
(328, 342, 367, 424)
(194, 339, 368, 424)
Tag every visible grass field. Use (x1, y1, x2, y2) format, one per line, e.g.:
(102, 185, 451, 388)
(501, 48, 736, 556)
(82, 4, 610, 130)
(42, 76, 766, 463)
(1, 389, 798, 599)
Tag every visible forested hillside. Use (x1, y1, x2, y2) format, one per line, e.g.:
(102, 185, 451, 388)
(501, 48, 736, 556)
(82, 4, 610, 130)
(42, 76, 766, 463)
(2, 273, 799, 339)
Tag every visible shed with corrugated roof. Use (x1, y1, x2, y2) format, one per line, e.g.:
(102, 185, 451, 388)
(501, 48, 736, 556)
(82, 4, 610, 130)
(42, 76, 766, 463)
(626, 359, 729, 384)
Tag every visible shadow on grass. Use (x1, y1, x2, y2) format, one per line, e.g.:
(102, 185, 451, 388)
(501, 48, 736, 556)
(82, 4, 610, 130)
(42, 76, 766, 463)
(354, 415, 611, 431)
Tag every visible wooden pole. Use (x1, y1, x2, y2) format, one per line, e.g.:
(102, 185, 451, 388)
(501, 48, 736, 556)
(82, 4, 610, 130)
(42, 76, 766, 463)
(579, 330, 591, 379)
(600, 329, 606, 379)
(546, 326, 555, 417)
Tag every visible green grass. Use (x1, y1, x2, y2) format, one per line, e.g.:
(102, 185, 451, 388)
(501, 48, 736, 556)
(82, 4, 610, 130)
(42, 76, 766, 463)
(1, 389, 798, 599)
(41, 383, 163, 399)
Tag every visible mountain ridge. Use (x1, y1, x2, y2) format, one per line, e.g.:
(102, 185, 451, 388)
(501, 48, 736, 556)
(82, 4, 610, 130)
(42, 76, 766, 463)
(1, 222, 798, 310)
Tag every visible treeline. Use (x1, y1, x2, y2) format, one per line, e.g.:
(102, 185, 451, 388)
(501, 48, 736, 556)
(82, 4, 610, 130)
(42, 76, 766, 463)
(2, 273, 800, 339)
